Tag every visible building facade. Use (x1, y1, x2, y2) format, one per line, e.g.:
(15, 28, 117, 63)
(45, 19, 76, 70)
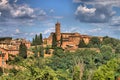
(0, 38, 31, 67)
(44, 22, 103, 49)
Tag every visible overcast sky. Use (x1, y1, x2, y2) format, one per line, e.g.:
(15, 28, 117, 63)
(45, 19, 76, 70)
(0, 0, 120, 40)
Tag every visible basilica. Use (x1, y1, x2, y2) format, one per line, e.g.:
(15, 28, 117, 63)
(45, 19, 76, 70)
(44, 22, 103, 49)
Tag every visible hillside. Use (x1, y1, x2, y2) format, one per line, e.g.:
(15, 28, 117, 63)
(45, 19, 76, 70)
(0, 36, 120, 80)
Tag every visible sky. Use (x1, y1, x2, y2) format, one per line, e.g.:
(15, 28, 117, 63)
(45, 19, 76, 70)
(0, 0, 120, 41)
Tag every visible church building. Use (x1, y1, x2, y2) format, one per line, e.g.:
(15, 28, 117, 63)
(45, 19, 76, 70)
(44, 22, 102, 49)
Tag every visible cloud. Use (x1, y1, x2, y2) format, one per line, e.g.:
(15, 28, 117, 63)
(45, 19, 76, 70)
(39, 10, 46, 16)
(49, 9, 54, 13)
(75, 5, 115, 23)
(14, 0, 17, 3)
(0, 0, 36, 21)
(15, 29, 20, 33)
(110, 16, 120, 27)
(73, 0, 120, 7)
(11, 4, 35, 19)
(88, 28, 101, 33)
(0, 12, 1, 16)
(53, 16, 64, 19)
(43, 27, 54, 35)
(75, 5, 96, 14)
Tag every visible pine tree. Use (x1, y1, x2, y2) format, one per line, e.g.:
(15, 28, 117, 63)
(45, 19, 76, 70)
(52, 33, 57, 48)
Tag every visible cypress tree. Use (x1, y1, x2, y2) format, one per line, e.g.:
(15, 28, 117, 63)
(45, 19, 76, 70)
(52, 33, 57, 48)
(35, 34, 38, 45)
(32, 38, 35, 46)
(60, 35, 63, 47)
(19, 42, 27, 59)
(40, 33, 43, 45)
(78, 39, 86, 48)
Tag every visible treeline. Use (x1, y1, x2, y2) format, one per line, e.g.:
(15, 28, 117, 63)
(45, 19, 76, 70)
(32, 33, 43, 46)
(1, 45, 120, 79)
(78, 36, 120, 49)
(1, 36, 120, 79)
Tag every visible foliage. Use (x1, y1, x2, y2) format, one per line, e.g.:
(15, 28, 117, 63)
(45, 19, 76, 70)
(1, 36, 120, 79)
(88, 37, 101, 48)
(32, 33, 43, 46)
(92, 58, 120, 80)
(52, 33, 57, 48)
(102, 36, 120, 49)
(100, 45, 112, 53)
(19, 42, 27, 59)
(78, 39, 86, 48)
(0, 67, 3, 76)
(60, 35, 63, 47)
(115, 44, 120, 53)
(45, 46, 51, 54)
(32, 46, 44, 58)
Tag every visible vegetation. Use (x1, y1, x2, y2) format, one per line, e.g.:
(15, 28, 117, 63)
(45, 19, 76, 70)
(78, 39, 86, 48)
(19, 42, 27, 59)
(1, 36, 120, 80)
(32, 33, 43, 46)
(52, 33, 57, 48)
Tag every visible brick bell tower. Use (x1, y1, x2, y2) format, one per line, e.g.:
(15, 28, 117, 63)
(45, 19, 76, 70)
(55, 21, 61, 46)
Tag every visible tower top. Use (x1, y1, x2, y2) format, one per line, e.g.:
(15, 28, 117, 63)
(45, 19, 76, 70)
(56, 20, 60, 25)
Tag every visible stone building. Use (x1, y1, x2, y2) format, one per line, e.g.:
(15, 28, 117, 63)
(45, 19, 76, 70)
(0, 38, 31, 67)
(44, 22, 103, 49)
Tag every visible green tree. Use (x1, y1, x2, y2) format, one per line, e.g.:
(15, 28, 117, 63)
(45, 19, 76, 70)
(60, 35, 63, 47)
(35, 34, 38, 45)
(100, 45, 112, 53)
(45, 46, 50, 54)
(32, 38, 35, 46)
(33, 46, 38, 58)
(89, 37, 101, 48)
(39, 33, 43, 45)
(92, 58, 120, 80)
(78, 39, 86, 48)
(52, 33, 57, 48)
(115, 44, 120, 53)
(19, 42, 27, 59)
(38, 46, 44, 58)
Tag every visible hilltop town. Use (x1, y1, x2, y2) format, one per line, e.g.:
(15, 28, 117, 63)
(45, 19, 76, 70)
(0, 22, 102, 66)
(0, 21, 103, 67)
(0, 22, 120, 80)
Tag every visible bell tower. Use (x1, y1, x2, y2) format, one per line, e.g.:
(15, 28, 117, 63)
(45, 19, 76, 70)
(55, 21, 61, 41)
(55, 21, 61, 47)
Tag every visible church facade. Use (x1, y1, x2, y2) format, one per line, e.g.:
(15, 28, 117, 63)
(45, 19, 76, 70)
(44, 22, 102, 49)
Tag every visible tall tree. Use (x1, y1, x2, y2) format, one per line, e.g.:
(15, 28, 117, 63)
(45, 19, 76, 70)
(35, 34, 38, 45)
(32, 38, 35, 46)
(39, 33, 43, 45)
(52, 33, 57, 48)
(60, 35, 63, 47)
(19, 42, 27, 59)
